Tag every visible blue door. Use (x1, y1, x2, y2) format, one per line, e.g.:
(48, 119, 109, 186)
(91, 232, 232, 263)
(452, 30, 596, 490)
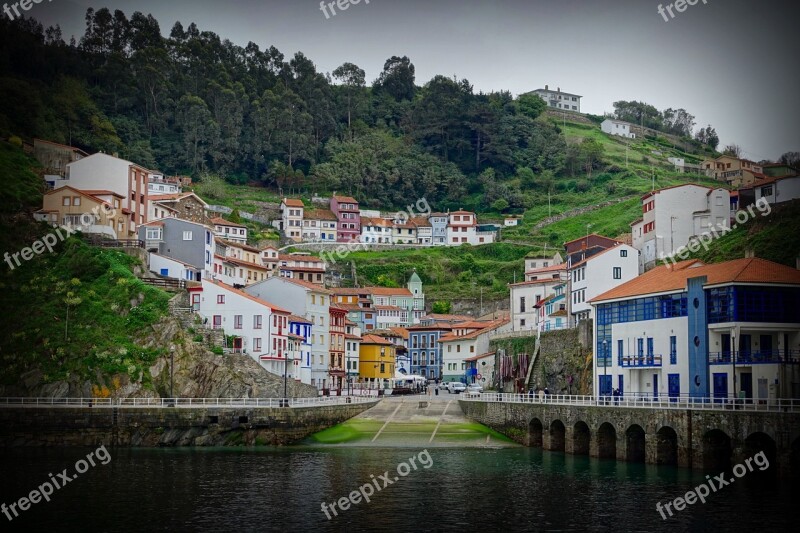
(599, 375, 612, 397)
(653, 373, 659, 399)
(160, 268, 169, 276)
(713, 373, 728, 403)
(668, 374, 680, 403)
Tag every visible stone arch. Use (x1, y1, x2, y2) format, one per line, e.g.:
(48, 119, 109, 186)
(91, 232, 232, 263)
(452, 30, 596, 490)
(573, 421, 590, 455)
(656, 426, 678, 466)
(625, 424, 646, 463)
(597, 422, 617, 459)
(702, 429, 732, 471)
(743, 432, 777, 475)
(528, 418, 543, 448)
(549, 420, 565, 452)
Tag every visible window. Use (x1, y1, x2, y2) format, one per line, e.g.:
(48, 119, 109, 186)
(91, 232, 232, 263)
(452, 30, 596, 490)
(183, 231, 193, 240)
(620, 249, 628, 258)
(234, 315, 243, 329)
(253, 338, 262, 352)
(670, 336, 677, 364)
(761, 186, 773, 196)
(613, 267, 622, 280)
(217, 295, 225, 304)
(62, 197, 71, 206)
(254, 315, 262, 329)
(73, 197, 81, 206)
(520, 319, 526, 327)
(519, 297, 526, 313)
(145, 228, 162, 240)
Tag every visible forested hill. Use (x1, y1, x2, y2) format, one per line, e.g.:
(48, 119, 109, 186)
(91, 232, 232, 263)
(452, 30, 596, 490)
(0, 10, 718, 213)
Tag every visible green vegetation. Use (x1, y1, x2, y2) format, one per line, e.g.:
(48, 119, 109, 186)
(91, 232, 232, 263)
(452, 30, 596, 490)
(675, 200, 800, 267)
(344, 243, 533, 299)
(0, 142, 171, 389)
(0, 239, 170, 386)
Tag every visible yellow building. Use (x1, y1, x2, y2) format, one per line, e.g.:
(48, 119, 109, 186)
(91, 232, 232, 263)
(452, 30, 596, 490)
(359, 334, 396, 388)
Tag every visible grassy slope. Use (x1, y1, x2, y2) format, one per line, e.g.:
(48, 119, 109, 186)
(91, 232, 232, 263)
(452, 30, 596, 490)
(0, 142, 170, 388)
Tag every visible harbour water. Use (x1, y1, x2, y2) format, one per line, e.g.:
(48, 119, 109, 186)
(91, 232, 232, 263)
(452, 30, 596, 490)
(0, 445, 793, 531)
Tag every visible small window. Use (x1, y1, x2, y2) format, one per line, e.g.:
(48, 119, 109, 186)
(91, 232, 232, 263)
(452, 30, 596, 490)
(620, 249, 628, 257)
(613, 267, 622, 280)
(217, 295, 225, 304)
(183, 231, 193, 240)
(62, 196, 71, 206)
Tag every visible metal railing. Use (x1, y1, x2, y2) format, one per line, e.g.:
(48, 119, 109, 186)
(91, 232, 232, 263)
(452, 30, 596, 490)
(618, 354, 663, 368)
(708, 350, 800, 365)
(459, 393, 800, 413)
(0, 396, 377, 408)
(140, 277, 187, 290)
(90, 239, 144, 248)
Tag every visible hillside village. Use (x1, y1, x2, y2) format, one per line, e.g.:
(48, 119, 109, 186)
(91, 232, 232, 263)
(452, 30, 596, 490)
(12, 99, 800, 401)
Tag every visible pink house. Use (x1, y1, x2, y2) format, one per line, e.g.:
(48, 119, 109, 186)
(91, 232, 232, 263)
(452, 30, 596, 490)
(330, 195, 360, 243)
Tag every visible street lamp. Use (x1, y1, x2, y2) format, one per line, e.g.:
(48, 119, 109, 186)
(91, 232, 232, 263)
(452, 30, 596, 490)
(731, 332, 736, 403)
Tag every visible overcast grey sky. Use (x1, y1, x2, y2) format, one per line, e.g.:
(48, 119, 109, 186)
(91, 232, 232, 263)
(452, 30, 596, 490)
(31, 0, 800, 160)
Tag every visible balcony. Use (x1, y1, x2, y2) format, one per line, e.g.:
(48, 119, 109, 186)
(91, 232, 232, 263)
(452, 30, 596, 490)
(618, 355, 662, 368)
(709, 350, 800, 365)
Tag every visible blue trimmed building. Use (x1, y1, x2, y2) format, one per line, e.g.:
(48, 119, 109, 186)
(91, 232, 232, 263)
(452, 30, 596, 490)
(590, 258, 800, 401)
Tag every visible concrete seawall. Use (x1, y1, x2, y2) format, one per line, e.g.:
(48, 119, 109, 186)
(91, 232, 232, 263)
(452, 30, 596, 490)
(0, 402, 378, 447)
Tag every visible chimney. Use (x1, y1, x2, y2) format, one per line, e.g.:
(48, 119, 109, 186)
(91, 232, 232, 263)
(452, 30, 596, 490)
(545, 85, 548, 90)
(557, 87, 561, 92)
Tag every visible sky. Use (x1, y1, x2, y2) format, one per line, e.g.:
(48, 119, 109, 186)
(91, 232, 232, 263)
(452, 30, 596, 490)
(26, 0, 800, 161)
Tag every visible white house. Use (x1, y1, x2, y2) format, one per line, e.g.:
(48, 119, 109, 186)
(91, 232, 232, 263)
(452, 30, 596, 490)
(509, 278, 564, 332)
(601, 119, 636, 139)
(752, 175, 800, 206)
(568, 243, 640, 324)
(447, 210, 483, 245)
(667, 157, 702, 174)
(360, 217, 393, 244)
(439, 319, 510, 383)
(147, 173, 182, 195)
(191, 279, 291, 376)
(281, 198, 305, 242)
(302, 209, 338, 242)
(211, 217, 248, 244)
(149, 253, 202, 281)
(631, 184, 730, 271)
(244, 277, 332, 389)
(528, 85, 582, 113)
(590, 257, 800, 401)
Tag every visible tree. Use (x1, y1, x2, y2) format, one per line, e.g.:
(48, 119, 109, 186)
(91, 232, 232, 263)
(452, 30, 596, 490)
(695, 125, 719, 150)
(373, 56, 416, 101)
(332, 62, 366, 135)
(492, 198, 510, 212)
(662, 107, 695, 137)
(516, 93, 546, 120)
(779, 151, 800, 168)
(431, 301, 452, 314)
(722, 144, 742, 158)
(228, 209, 243, 224)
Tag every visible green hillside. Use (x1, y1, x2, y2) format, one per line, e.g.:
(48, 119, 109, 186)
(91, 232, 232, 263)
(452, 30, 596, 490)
(0, 142, 171, 388)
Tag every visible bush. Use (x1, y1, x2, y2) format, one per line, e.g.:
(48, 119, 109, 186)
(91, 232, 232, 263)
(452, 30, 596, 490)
(211, 346, 224, 355)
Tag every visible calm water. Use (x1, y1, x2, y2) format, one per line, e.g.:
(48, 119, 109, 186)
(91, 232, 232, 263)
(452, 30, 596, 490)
(0, 446, 793, 532)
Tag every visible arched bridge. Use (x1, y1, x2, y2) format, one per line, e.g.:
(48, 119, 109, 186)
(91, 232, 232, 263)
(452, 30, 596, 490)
(460, 394, 800, 475)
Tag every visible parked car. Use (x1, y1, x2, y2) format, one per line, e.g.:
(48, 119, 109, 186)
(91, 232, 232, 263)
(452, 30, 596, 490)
(465, 383, 483, 395)
(447, 382, 466, 394)
(438, 381, 449, 390)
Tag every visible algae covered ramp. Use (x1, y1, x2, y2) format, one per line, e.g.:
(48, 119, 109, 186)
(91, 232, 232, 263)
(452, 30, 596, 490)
(309, 396, 517, 447)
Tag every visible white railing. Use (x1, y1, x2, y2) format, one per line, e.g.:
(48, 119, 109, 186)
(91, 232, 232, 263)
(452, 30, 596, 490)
(459, 393, 800, 413)
(0, 396, 377, 409)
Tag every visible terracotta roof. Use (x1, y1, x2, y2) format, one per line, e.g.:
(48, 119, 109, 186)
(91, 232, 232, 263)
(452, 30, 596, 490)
(464, 351, 496, 362)
(410, 217, 431, 227)
(210, 217, 246, 228)
(451, 210, 474, 216)
(406, 324, 455, 331)
(361, 217, 393, 228)
(563, 233, 621, 247)
(283, 198, 304, 208)
(305, 209, 337, 221)
(330, 287, 372, 295)
(80, 189, 123, 198)
(421, 313, 474, 322)
(333, 195, 358, 204)
(34, 138, 89, 155)
(438, 319, 509, 342)
(376, 305, 404, 311)
(205, 278, 291, 314)
(591, 258, 800, 303)
(524, 263, 567, 275)
(361, 334, 393, 345)
(741, 173, 800, 189)
(345, 333, 362, 340)
(509, 278, 564, 288)
(289, 314, 312, 324)
(389, 327, 409, 339)
(44, 186, 116, 210)
(220, 256, 270, 271)
(334, 303, 363, 312)
(365, 287, 413, 297)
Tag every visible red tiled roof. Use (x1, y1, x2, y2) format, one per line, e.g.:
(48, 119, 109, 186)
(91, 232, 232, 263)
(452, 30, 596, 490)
(305, 209, 337, 221)
(365, 287, 413, 297)
(280, 266, 326, 274)
(361, 334, 393, 345)
(569, 243, 629, 270)
(464, 351, 496, 362)
(592, 258, 800, 303)
(210, 217, 246, 228)
(80, 189, 123, 198)
(283, 198, 304, 208)
(438, 319, 509, 342)
(270, 277, 332, 294)
(524, 263, 567, 275)
(333, 195, 358, 204)
(509, 278, 564, 288)
(289, 314, 312, 324)
(34, 138, 89, 155)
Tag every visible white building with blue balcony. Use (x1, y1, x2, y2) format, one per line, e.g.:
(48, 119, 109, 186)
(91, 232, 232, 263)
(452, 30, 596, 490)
(590, 257, 800, 401)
